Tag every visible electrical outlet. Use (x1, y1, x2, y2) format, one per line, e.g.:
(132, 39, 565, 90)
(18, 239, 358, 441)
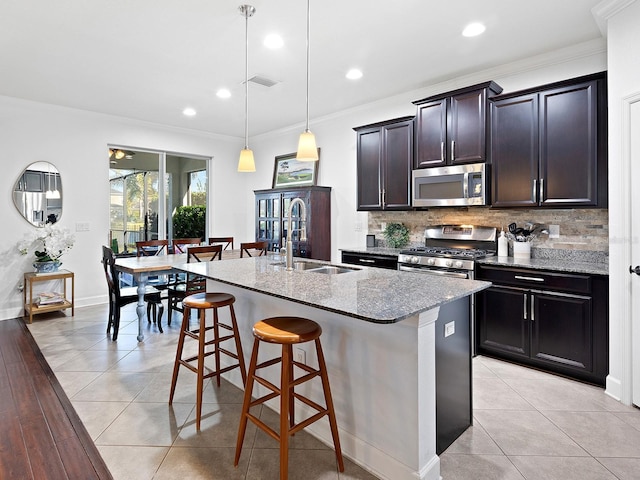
(75, 222, 90, 232)
(549, 224, 560, 238)
(381, 222, 387, 231)
(444, 321, 455, 338)
(355, 221, 362, 232)
(294, 347, 306, 364)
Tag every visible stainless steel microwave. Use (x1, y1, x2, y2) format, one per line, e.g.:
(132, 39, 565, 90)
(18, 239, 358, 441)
(412, 163, 488, 207)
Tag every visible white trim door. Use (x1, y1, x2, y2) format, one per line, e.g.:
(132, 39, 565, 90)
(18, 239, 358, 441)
(626, 94, 640, 407)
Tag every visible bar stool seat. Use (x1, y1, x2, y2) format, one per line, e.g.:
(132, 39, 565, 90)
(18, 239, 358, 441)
(169, 291, 246, 431)
(234, 316, 344, 479)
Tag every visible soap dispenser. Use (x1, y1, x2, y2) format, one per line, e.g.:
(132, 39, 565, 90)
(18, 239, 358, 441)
(498, 229, 508, 257)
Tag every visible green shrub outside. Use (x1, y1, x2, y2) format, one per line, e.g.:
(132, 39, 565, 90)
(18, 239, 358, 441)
(173, 205, 206, 240)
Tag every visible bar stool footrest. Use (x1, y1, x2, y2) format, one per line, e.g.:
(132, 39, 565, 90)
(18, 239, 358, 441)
(249, 391, 280, 408)
(247, 413, 280, 442)
(291, 370, 320, 388)
(290, 410, 329, 435)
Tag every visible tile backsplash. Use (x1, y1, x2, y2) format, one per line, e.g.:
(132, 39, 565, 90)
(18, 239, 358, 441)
(368, 208, 609, 252)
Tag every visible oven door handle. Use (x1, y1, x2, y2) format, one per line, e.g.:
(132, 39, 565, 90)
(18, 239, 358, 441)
(399, 265, 469, 279)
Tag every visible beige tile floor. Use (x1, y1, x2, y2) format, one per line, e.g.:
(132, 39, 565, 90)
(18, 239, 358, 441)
(27, 303, 640, 480)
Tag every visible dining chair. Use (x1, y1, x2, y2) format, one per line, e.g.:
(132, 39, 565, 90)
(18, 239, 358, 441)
(208, 236, 234, 251)
(135, 239, 171, 291)
(135, 239, 169, 257)
(167, 244, 223, 324)
(102, 246, 164, 341)
(171, 237, 202, 254)
(240, 241, 268, 258)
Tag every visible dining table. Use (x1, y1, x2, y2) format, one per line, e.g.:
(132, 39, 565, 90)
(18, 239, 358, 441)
(114, 248, 245, 341)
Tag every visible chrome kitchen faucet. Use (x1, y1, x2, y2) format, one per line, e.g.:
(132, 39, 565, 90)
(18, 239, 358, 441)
(285, 197, 307, 270)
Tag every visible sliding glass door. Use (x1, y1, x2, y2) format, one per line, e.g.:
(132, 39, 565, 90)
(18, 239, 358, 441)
(109, 148, 208, 254)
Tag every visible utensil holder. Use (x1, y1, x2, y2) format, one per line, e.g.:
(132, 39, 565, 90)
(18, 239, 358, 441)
(512, 241, 531, 260)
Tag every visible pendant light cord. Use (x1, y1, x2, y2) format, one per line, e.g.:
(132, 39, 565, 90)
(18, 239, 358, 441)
(244, 8, 250, 149)
(304, 0, 311, 133)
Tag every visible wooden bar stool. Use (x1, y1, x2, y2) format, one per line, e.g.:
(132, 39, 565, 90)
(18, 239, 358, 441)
(234, 316, 344, 479)
(169, 292, 247, 431)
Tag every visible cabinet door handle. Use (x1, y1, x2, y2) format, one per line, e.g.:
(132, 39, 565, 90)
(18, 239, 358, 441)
(441, 142, 445, 162)
(451, 140, 455, 161)
(382, 189, 386, 206)
(514, 275, 545, 282)
(523, 294, 527, 320)
(539, 178, 544, 203)
(532, 179, 537, 203)
(359, 258, 376, 264)
(530, 293, 535, 321)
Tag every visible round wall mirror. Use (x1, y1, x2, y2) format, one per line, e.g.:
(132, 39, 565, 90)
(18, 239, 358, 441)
(13, 161, 63, 227)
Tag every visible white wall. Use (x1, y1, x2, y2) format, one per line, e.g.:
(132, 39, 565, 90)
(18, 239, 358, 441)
(0, 39, 607, 322)
(0, 96, 244, 319)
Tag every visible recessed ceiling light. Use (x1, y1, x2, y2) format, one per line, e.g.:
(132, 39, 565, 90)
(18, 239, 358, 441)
(346, 68, 363, 80)
(264, 34, 284, 49)
(183, 107, 197, 116)
(216, 88, 231, 99)
(462, 22, 486, 37)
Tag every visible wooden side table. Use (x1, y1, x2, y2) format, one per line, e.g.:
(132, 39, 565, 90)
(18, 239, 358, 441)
(23, 270, 75, 324)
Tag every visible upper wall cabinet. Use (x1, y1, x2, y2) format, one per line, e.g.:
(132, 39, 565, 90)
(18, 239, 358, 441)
(412, 81, 503, 168)
(354, 116, 414, 211)
(490, 72, 608, 208)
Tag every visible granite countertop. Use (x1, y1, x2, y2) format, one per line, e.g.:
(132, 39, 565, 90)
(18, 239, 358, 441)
(340, 246, 405, 256)
(176, 255, 490, 324)
(340, 246, 609, 276)
(478, 256, 609, 276)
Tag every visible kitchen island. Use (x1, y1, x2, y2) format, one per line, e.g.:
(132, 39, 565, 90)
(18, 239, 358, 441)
(176, 255, 490, 480)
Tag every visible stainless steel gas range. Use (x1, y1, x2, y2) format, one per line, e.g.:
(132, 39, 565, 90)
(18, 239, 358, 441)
(397, 225, 498, 279)
(398, 225, 497, 357)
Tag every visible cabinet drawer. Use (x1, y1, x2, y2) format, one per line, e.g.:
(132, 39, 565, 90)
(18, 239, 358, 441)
(476, 265, 591, 294)
(341, 252, 398, 270)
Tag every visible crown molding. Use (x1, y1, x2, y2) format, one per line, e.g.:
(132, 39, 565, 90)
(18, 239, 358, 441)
(592, 0, 637, 36)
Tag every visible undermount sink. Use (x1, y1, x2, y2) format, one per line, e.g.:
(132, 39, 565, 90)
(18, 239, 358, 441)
(306, 265, 359, 275)
(270, 260, 359, 274)
(270, 260, 325, 270)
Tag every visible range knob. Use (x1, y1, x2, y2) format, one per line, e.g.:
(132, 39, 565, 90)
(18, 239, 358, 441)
(411, 256, 420, 264)
(445, 259, 453, 267)
(454, 260, 464, 269)
(426, 258, 436, 266)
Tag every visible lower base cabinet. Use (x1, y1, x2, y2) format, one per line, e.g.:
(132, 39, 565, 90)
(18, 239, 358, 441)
(476, 265, 608, 385)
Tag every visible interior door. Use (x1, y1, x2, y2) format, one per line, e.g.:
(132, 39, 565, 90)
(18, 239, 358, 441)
(630, 99, 640, 407)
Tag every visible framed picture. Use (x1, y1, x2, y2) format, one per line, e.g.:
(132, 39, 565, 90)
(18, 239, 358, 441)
(272, 149, 320, 189)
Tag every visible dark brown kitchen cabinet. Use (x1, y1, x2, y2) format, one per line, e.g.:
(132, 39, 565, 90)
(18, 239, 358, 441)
(412, 81, 502, 168)
(476, 264, 608, 385)
(354, 116, 414, 211)
(490, 72, 607, 207)
(254, 186, 331, 261)
(341, 251, 398, 270)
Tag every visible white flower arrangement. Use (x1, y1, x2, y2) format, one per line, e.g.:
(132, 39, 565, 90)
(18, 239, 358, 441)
(18, 224, 75, 263)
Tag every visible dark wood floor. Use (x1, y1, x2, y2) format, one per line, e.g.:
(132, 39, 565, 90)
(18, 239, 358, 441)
(0, 318, 112, 480)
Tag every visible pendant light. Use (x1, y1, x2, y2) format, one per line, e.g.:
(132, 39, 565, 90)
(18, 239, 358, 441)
(237, 4, 256, 172)
(296, 0, 318, 161)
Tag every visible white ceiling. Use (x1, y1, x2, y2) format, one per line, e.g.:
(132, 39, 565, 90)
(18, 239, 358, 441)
(0, 0, 604, 138)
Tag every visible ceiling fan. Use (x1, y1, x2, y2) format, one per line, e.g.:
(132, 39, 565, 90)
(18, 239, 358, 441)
(108, 148, 135, 160)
